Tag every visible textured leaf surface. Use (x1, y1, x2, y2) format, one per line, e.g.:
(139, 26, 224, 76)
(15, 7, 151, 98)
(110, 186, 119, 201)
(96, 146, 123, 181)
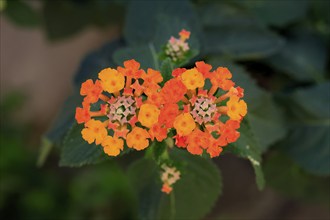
(158, 149, 222, 220)
(59, 123, 106, 167)
(226, 120, 265, 190)
(266, 30, 328, 82)
(128, 148, 222, 220)
(204, 27, 284, 59)
(280, 82, 330, 175)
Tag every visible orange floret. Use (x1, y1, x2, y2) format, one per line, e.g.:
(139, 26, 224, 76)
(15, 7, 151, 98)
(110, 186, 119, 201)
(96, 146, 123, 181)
(181, 68, 205, 90)
(142, 68, 163, 85)
(145, 90, 164, 107)
(98, 68, 125, 93)
(161, 78, 187, 104)
(179, 29, 190, 41)
(219, 120, 240, 144)
(80, 79, 103, 103)
(158, 103, 179, 128)
(195, 61, 212, 78)
(161, 183, 173, 194)
(210, 67, 235, 91)
(149, 124, 167, 142)
(101, 136, 124, 156)
(172, 68, 187, 78)
(117, 59, 144, 78)
(75, 106, 90, 124)
(138, 103, 160, 128)
(186, 129, 210, 155)
(207, 140, 223, 158)
(226, 96, 247, 121)
(173, 113, 196, 136)
(126, 127, 150, 150)
(81, 119, 107, 145)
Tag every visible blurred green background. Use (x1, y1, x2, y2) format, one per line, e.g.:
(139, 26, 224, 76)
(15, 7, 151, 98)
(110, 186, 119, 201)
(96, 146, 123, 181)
(0, 0, 329, 219)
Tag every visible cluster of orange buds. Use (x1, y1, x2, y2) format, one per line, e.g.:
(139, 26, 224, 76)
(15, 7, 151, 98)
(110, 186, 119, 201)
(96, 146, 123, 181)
(75, 59, 166, 156)
(170, 61, 247, 158)
(165, 29, 191, 62)
(160, 164, 181, 194)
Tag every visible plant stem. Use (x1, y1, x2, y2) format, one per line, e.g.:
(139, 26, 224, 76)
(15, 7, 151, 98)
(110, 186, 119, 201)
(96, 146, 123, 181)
(170, 191, 176, 220)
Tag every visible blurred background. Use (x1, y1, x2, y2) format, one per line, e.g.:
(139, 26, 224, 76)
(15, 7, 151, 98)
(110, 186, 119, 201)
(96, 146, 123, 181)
(0, 0, 329, 219)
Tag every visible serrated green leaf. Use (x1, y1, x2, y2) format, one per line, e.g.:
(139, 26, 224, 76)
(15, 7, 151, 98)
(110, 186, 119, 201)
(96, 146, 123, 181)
(203, 27, 284, 59)
(158, 149, 222, 220)
(127, 158, 162, 220)
(266, 30, 328, 82)
(226, 119, 265, 190)
(4, 0, 40, 27)
(279, 82, 330, 175)
(59, 123, 106, 167)
(128, 149, 222, 220)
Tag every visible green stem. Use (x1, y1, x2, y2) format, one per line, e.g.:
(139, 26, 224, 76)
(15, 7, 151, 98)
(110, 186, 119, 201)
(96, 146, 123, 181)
(170, 191, 176, 220)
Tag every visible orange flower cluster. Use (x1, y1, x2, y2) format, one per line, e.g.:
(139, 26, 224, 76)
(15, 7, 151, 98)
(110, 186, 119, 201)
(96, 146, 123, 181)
(75, 59, 166, 156)
(170, 61, 247, 157)
(75, 31, 247, 159)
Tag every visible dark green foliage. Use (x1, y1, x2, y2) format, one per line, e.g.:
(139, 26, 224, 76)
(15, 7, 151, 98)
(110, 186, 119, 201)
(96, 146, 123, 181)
(128, 149, 222, 220)
(3, 0, 40, 27)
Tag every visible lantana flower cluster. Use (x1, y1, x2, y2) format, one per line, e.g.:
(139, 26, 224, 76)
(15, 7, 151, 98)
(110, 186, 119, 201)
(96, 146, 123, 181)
(74, 30, 247, 194)
(164, 29, 191, 62)
(75, 62, 247, 158)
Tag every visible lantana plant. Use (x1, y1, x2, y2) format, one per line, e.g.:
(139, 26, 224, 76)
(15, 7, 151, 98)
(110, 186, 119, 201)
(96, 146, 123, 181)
(74, 30, 247, 194)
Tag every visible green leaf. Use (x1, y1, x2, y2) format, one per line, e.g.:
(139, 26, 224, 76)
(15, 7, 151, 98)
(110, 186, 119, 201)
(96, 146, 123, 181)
(208, 59, 287, 151)
(124, 0, 199, 46)
(266, 30, 328, 82)
(199, 2, 262, 28)
(204, 27, 284, 59)
(158, 149, 222, 220)
(44, 91, 82, 146)
(264, 151, 330, 204)
(113, 43, 160, 70)
(128, 149, 222, 220)
(226, 119, 265, 190)
(43, 0, 89, 40)
(59, 123, 106, 167)
(240, 0, 309, 27)
(4, 0, 40, 27)
(279, 82, 330, 175)
(127, 158, 162, 220)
